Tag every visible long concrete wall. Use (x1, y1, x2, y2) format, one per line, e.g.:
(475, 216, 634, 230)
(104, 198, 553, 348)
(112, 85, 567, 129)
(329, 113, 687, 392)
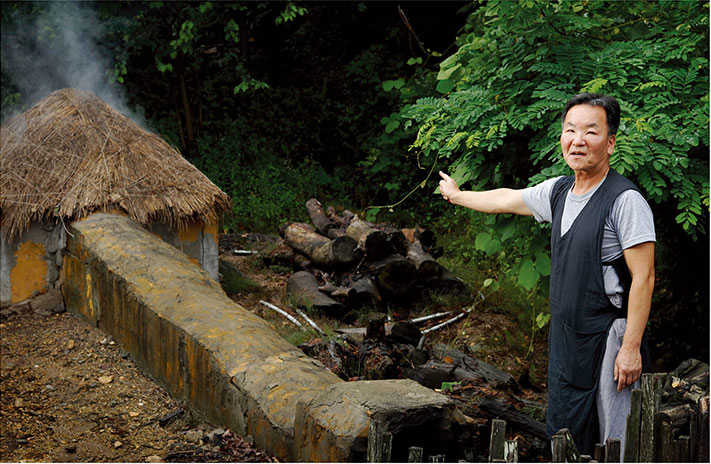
(61, 213, 457, 462)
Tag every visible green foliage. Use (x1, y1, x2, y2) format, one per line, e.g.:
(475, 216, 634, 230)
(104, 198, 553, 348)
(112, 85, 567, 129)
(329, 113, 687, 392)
(402, 0, 709, 296)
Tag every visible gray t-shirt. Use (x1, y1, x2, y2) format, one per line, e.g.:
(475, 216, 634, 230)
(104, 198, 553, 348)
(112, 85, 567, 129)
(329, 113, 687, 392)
(522, 174, 656, 307)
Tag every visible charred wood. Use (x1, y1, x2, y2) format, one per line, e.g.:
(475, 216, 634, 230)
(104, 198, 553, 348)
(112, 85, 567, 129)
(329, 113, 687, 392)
(346, 215, 393, 260)
(478, 397, 547, 440)
(367, 254, 416, 302)
(306, 198, 338, 237)
(406, 239, 442, 280)
(282, 222, 358, 267)
(347, 274, 382, 307)
(286, 271, 342, 313)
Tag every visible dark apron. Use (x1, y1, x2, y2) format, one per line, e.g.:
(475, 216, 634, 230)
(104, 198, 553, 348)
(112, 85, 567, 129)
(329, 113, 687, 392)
(545, 170, 649, 455)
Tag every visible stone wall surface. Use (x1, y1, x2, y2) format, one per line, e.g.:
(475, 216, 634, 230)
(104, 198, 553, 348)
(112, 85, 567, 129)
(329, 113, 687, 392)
(61, 212, 456, 462)
(1, 221, 65, 306)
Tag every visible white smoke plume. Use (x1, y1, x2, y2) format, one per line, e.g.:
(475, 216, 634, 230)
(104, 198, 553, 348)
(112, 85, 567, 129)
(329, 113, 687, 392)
(1, 1, 146, 127)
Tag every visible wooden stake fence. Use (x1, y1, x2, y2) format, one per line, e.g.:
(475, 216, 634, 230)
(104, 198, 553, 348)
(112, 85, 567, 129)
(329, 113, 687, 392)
(365, 374, 709, 463)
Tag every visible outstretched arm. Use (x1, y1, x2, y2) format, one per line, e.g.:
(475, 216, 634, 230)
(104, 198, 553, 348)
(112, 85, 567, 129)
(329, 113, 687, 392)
(438, 171, 533, 216)
(614, 241, 655, 391)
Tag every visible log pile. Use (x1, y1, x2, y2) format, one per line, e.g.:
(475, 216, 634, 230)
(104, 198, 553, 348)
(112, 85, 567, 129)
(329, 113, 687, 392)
(265, 199, 467, 317)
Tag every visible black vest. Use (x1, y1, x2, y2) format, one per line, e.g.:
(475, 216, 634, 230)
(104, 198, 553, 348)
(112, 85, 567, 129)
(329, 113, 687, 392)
(545, 170, 646, 454)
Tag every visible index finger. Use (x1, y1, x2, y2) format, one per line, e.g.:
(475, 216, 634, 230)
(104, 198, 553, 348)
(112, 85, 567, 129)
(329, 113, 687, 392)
(438, 171, 452, 182)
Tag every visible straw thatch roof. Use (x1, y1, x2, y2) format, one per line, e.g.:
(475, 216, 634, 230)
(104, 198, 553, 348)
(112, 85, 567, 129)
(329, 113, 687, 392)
(0, 88, 231, 241)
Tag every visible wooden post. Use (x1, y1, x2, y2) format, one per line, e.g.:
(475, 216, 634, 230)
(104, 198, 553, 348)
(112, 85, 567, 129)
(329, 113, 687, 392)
(624, 388, 642, 462)
(489, 419, 506, 463)
(640, 373, 666, 462)
(605, 437, 621, 463)
(367, 420, 391, 462)
(551, 434, 567, 463)
(382, 431, 393, 463)
(504, 440, 518, 463)
(593, 443, 606, 462)
(408, 446, 423, 463)
(557, 428, 581, 462)
(675, 435, 690, 463)
(657, 416, 674, 462)
(697, 396, 709, 462)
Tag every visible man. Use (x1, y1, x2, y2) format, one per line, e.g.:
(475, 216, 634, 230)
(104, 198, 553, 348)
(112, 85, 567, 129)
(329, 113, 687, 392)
(438, 93, 655, 457)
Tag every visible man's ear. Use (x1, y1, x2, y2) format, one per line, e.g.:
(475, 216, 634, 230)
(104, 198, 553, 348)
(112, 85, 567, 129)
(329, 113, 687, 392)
(607, 133, 617, 155)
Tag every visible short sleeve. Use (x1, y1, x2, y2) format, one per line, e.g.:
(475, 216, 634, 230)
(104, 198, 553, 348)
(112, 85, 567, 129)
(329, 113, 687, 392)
(522, 176, 564, 224)
(609, 190, 656, 250)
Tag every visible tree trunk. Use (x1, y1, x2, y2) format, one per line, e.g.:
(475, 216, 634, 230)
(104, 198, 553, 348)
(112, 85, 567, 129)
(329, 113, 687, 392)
(286, 271, 341, 313)
(177, 57, 196, 158)
(282, 223, 358, 267)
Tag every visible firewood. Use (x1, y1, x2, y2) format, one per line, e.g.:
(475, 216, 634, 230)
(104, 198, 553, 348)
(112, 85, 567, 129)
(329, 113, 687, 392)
(367, 254, 416, 301)
(401, 226, 435, 245)
(479, 397, 547, 440)
(377, 223, 408, 256)
(406, 239, 442, 280)
(282, 222, 358, 267)
(286, 271, 342, 313)
(347, 275, 382, 306)
(346, 215, 393, 260)
(431, 344, 518, 390)
(433, 267, 468, 294)
(306, 198, 338, 237)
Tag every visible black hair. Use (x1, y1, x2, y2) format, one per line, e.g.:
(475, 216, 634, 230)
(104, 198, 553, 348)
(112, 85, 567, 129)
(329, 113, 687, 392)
(560, 93, 621, 136)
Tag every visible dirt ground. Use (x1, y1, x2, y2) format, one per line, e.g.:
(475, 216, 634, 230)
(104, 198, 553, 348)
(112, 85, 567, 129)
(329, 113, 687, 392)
(0, 232, 548, 463)
(0, 305, 276, 463)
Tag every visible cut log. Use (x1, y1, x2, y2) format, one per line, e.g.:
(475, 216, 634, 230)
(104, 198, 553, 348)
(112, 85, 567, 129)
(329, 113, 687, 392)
(432, 344, 518, 390)
(366, 313, 387, 341)
(433, 267, 468, 295)
(263, 239, 311, 270)
(478, 397, 547, 440)
(377, 224, 408, 256)
(406, 239, 442, 280)
(286, 271, 342, 313)
(367, 254, 416, 301)
(306, 198, 338, 237)
(346, 215, 393, 260)
(282, 222, 358, 267)
(347, 274, 382, 306)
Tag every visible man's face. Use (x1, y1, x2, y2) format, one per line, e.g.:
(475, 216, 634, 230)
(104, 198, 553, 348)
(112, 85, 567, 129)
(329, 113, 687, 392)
(560, 104, 616, 176)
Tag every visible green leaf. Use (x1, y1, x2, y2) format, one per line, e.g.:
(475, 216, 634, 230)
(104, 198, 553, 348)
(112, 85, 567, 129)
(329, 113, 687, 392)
(536, 312, 551, 329)
(436, 79, 455, 94)
(518, 259, 540, 290)
(385, 120, 400, 133)
(534, 252, 551, 277)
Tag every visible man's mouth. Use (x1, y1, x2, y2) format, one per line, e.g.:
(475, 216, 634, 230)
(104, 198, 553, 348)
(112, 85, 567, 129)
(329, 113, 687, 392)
(569, 151, 586, 157)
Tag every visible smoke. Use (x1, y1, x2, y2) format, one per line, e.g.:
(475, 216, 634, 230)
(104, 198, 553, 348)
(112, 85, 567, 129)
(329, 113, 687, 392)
(1, 1, 147, 127)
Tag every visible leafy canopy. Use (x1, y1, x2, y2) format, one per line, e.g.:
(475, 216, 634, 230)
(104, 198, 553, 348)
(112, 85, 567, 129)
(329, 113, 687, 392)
(401, 0, 709, 289)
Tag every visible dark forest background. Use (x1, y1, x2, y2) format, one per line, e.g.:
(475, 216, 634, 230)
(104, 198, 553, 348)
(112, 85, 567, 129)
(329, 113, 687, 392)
(1, 1, 708, 372)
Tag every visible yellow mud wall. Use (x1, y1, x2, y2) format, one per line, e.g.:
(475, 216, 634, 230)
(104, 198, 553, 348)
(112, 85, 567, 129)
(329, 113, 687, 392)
(9, 241, 48, 303)
(61, 212, 457, 462)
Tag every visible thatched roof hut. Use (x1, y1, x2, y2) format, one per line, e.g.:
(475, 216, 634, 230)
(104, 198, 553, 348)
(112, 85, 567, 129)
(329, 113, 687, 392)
(0, 88, 231, 241)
